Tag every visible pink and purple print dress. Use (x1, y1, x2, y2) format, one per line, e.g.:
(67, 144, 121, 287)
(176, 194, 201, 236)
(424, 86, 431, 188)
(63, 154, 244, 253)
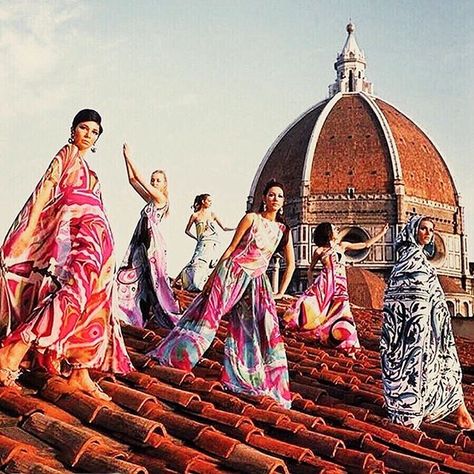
(115, 202, 180, 329)
(0, 145, 133, 375)
(150, 213, 291, 408)
(283, 245, 360, 351)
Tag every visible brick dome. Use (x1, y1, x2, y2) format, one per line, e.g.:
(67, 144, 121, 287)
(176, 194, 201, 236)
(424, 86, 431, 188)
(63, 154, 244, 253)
(249, 92, 458, 209)
(248, 24, 471, 313)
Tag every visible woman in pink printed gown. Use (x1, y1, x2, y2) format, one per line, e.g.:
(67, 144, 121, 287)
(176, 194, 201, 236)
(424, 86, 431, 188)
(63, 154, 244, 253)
(115, 143, 180, 328)
(0, 109, 133, 398)
(151, 180, 295, 408)
(283, 222, 388, 353)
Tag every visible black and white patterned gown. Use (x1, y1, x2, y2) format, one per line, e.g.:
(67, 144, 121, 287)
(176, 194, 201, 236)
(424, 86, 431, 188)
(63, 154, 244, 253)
(380, 215, 463, 429)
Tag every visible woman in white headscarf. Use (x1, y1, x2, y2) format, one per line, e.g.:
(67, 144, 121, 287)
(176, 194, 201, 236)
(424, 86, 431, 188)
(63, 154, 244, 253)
(381, 215, 474, 430)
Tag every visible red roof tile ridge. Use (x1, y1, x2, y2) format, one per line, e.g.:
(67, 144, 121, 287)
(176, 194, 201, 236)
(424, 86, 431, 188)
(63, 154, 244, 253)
(100, 380, 160, 413)
(0, 432, 31, 466)
(145, 379, 201, 408)
(333, 446, 377, 471)
(0, 387, 79, 425)
(20, 411, 103, 467)
(222, 442, 290, 474)
(362, 438, 440, 473)
(72, 446, 148, 474)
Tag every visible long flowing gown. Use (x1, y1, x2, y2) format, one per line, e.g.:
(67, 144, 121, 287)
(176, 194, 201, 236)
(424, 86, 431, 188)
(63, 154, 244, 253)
(0, 145, 133, 375)
(380, 215, 463, 429)
(150, 213, 291, 408)
(115, 202, 180, 329)
(283, 245, 360, 351)
(180, 219, 219, 292)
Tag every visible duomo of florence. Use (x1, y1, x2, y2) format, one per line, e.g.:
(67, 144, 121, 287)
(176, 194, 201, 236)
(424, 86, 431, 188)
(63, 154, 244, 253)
(248, 23, 473, 317)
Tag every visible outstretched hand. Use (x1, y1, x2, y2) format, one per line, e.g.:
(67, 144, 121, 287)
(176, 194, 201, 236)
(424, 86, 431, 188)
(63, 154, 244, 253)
(122, 142, 131, 161)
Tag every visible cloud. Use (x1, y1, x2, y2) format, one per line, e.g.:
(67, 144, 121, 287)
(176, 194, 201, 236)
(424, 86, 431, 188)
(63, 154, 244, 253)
(0, 1, 85, 116)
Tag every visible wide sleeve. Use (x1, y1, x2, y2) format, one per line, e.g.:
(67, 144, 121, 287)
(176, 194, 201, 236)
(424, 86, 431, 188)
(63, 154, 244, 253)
(0, 145, 74, 336)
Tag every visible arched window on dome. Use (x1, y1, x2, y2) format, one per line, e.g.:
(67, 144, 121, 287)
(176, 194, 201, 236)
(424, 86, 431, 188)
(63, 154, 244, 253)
(446, 300, 455, 317)
(462, 301, 470, 317)
(340, 226, 371, 262)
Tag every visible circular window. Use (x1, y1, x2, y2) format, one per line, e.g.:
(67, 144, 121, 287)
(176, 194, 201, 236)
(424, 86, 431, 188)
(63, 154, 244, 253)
(426, 232, 446, 268)
(340, 226, 371, 262)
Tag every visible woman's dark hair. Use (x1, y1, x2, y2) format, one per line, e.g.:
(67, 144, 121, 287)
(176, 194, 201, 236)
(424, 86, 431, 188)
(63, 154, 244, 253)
(72, 109, 103, 136)
(193, 194, 210, 212)
(313, 222, 334, 247)
(258, 179, 289, 253)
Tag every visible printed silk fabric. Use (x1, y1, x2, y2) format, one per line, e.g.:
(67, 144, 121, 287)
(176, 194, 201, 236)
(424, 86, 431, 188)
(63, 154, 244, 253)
(150, 213, 291, 408)
(0, 145, 132, 374)
(380, 215, 463, 429)
(283, 245, 360, 351)
(180, 219, 219, 292)
(115, 202, 180, 328)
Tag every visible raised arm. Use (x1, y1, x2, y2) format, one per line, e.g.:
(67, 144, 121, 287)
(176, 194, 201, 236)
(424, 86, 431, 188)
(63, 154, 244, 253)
(122, 143, 167, 205)
(274, 232, 296, 299)
(213, 213, 235, 232)
(341, 224, 389, 251)
(184, 214, 198, 240)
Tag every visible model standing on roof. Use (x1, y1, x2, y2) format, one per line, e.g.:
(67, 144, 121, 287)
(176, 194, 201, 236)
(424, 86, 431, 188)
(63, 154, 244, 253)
(150, 179, 295, 408)
(0, 109, 133, 398)
(115, 143, 180, 329)
(177, 193, 234, 292)
(283, 222, 388, 354)
(381, 215, 474, 430)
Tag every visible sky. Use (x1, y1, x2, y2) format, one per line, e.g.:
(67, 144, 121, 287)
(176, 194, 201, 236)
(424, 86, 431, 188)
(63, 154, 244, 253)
(0, 0, 473, 275)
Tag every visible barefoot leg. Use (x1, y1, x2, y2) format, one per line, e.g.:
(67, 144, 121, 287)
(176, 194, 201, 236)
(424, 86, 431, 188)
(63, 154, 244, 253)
(454, 402, 474, 430)
(67, 368, 111, 401)
(0, 340, 31, 387)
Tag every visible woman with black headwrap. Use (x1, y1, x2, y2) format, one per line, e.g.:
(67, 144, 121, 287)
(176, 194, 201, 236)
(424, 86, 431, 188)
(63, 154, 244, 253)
(0, 109, 133, 398)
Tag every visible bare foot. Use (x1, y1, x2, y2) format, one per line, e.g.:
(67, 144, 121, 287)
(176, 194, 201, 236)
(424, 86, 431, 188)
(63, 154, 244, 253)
(67, 379, 111, 401)
(67, 369, 111, 401)
(454, 403, 474, 430)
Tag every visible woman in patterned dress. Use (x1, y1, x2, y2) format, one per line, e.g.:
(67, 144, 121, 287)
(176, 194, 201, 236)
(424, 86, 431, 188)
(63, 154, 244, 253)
(283, 222, 388, 354)
(150, 180, 295, 408)
(115, 143, 180, 329)
(381, 215, 474, 430)
(177, 193, 234, 292)
(0, 109, 133, 398)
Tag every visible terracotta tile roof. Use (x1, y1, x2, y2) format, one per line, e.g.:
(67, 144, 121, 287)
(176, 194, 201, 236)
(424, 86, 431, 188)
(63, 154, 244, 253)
(1, 290, 474, 473)
(438, 275, 469, 295)
(376, 99, 457, 206)
(310, 95, 394, 195)
(346, 266, 386, 310)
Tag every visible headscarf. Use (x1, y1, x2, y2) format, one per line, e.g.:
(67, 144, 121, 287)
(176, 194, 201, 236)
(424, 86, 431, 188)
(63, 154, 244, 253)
(386, 214, 436, 302)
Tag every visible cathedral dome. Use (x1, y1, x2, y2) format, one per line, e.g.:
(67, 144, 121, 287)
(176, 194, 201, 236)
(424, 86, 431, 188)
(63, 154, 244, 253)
(250, 92, 458, 208)
(249, 24, 471, 315)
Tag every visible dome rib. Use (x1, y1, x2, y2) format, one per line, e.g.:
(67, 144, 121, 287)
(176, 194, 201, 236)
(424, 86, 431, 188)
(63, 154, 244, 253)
(301, 92, 343, 189)
(360, 92, 403, 183)
(248, 98, 329, 200)
(375, 98, 458, 206)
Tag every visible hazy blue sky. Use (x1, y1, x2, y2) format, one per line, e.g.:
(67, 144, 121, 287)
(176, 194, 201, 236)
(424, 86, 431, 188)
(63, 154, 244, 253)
(0, 0, 473, 274)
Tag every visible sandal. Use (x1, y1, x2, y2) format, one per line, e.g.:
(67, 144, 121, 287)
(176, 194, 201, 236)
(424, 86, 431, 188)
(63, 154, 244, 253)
(0, 367, 22, 389)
